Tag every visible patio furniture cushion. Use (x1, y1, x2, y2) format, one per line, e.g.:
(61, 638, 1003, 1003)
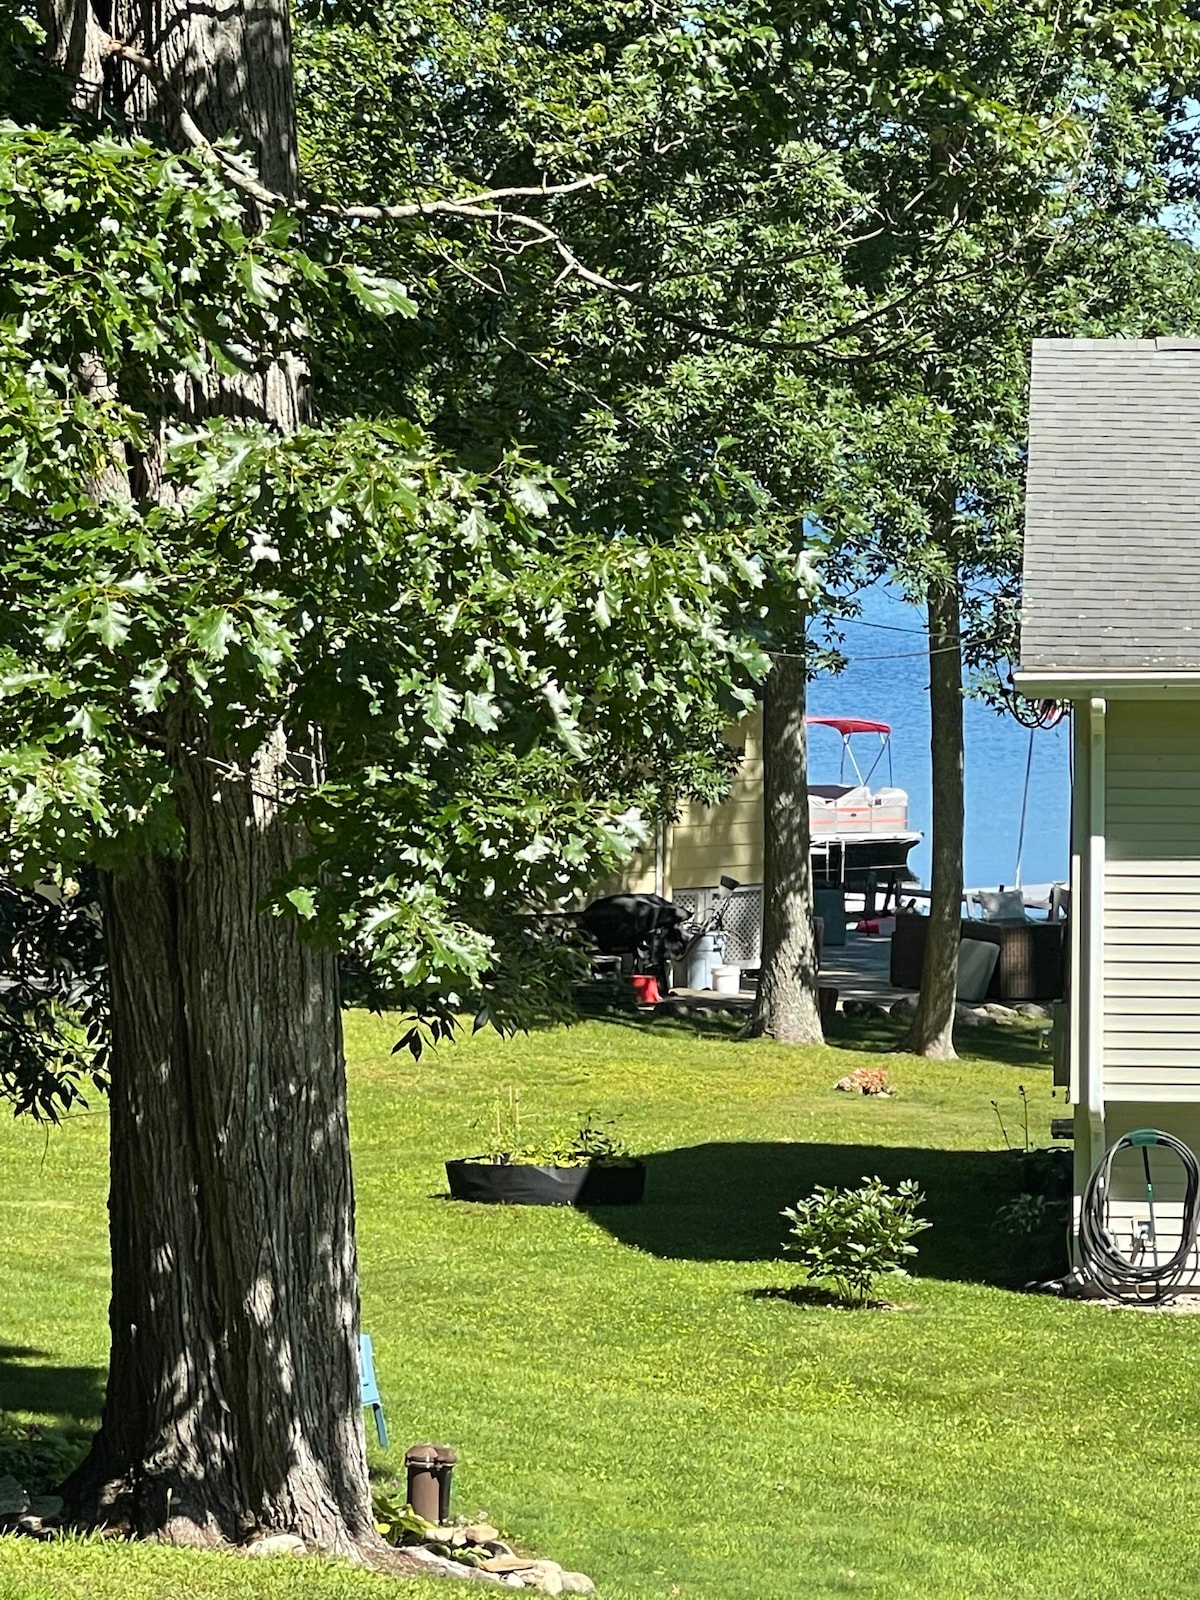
(889, 913, 1064, 1001)
(974, 889, 1028, 923)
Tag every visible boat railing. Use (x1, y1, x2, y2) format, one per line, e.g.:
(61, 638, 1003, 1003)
(808, 784, 910, 836)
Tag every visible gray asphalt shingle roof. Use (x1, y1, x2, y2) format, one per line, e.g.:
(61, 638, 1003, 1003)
(1020, 338, 1200, 673)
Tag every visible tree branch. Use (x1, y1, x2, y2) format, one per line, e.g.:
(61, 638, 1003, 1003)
(103, 37, 1017, 364)
(326, 176, 605, 222)
(108, 41, 607, 223)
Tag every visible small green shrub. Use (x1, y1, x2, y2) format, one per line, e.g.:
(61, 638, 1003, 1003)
(371, 1483, 501, 1570)
(0, 1422, 83, 1493)
(993, 1192, 1053, 1237)
(782, 1176, 930, 1305)
(992, 1189, 1071, 1283)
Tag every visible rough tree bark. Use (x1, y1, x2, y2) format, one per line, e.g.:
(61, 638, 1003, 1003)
(65, 737, 373, 1551)
(900, 573, 964, 1060)
(748, 648, 823, 1044)
(48, 0, 376, 1554)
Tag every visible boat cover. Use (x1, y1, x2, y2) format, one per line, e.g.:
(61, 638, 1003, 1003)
(805, 715, 891, 735)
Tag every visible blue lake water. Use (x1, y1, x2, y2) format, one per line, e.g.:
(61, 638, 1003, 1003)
(806, 586, 1071, 892)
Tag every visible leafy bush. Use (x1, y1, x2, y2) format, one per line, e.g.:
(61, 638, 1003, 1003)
(992, 1189, 1071, 1283)
(0, 1422, 83, 1494)
(782, 1177, 930, 1305)
(993, 1192, 1054, 1237)
(371, 1483, 502, 1570)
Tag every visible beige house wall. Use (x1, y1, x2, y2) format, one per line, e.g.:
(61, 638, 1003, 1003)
(608, 711, 764, 900)
(667, 710, 764, 895)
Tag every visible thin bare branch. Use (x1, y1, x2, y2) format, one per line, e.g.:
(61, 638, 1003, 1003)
(110, 40, 606, 224)
(326, 176, 605, 222)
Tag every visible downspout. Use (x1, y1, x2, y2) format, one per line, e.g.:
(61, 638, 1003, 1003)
(1084, 697, 1107, 1173)
(654, 818, 666, 900)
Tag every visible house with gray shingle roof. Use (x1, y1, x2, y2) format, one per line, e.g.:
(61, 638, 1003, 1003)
(1016, 337, 1200, 1279)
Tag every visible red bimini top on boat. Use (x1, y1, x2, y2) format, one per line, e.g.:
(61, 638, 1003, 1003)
(805, 716, 891, 736)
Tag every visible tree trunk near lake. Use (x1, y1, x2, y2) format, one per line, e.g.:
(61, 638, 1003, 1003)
(900, 576, 964, 1060)
(748, 649, 823, 1044)
(48, 0, 376, 1553)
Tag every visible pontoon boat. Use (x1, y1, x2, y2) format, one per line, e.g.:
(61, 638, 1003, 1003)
(806, 716, 921, 887)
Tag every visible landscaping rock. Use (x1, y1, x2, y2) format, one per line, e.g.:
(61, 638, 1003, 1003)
(953, 1004, 986, 1026)
(1015, 1002, 1049, 1019)
(889, 995, 918, 1020)
(558, 1574, 597, 1596)
(465, 1523, 502, 1544)
(845, 1000, 891, 1020)
(525, 1565, 564, 1595)
(0, 1477, 29, 1516)
(13, 1514, 57, 1541)
(243, 1534, 306, 1558)
(481, 1555, 537, 1574)
(983, 1003, 1018, 1020)
(27, 1496, 63, 1521)
(654, 1000, 690, 1019)
(405, 1544, 504, 1582)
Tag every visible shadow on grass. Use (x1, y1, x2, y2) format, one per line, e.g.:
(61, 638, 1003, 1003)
(822, 1011, 1048, 1068)
(749, 1285, 901, 1312)
(576, 1004, 746, 1040)
(588, 1141, 1037, 1286)
(575, 1003, 1049, 1070)
(0, 1343, 105, 1429)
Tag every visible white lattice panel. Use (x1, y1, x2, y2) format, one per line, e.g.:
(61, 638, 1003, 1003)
(672, 888, 702, 924)
(673, 884, 763, 964)
(723, 885, 763, 964)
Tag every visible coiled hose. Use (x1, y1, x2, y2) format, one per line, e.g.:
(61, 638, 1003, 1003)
(1079, 1129, 1200, 1302)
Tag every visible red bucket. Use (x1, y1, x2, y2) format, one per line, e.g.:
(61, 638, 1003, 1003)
(630, 973, 661, 1006)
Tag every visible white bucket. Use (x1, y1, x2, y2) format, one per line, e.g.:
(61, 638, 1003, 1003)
(711, 964, 742, 995)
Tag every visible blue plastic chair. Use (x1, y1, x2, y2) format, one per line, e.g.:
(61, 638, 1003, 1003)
(359, 1332, 388, 1449)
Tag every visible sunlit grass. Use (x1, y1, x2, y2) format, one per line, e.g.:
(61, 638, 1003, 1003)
(3, 1012, 1199, 1599)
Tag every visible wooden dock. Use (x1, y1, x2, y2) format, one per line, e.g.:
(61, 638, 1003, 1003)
(661, 927, 914, 1015)
(817, 929, 913, 1007)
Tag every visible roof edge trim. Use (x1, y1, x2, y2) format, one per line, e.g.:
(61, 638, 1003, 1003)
(1015, 668, 1200, 699)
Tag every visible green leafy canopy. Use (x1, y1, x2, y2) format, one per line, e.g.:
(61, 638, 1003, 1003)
(0, 116, 809, 1080)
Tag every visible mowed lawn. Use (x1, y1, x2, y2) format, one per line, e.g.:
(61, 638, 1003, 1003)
(3, 1011, 1200, 1600)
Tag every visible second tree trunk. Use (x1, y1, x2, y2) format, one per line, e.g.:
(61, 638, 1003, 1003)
(901, 579, 964, 1059)
(750, 651, 823, 1044)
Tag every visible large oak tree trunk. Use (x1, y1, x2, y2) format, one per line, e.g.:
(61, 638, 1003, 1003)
(900, 576, 964, 1059)
(749, 650, 823, 1044)
(49, 0, 377, 1553)
(63, 736, 372, 1552)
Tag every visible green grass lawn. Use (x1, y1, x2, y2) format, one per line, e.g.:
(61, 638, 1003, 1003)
(3, 1010, 1200, 1600)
